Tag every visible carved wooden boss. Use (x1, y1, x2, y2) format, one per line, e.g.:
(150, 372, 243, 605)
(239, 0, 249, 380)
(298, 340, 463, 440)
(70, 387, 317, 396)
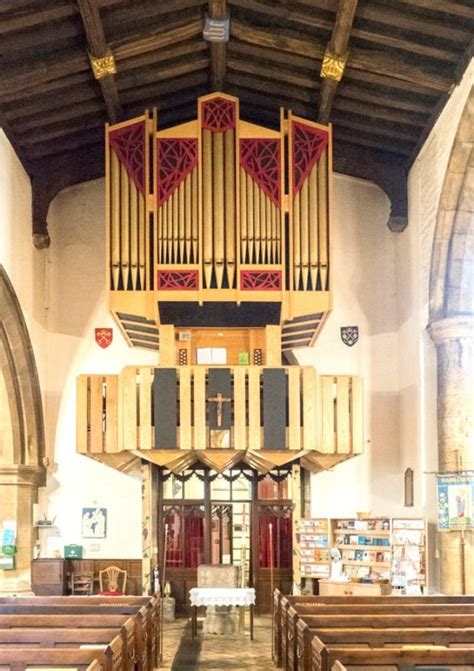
(77, 93, 363, 474)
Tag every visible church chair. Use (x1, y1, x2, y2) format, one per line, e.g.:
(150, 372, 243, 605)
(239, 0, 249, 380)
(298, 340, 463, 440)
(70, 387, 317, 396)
(98, 565, 127, 595)
(70, 571, 94, 595)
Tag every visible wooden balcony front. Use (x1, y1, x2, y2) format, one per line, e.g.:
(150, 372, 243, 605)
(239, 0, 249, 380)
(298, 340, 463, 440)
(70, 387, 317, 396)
(76, 366, 363, 474)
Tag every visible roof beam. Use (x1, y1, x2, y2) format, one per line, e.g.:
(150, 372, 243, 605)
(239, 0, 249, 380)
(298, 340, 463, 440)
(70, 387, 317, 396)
(208, 0, 228, 91)
(318, 0, 358, 123)
(76, 0, 122, 123)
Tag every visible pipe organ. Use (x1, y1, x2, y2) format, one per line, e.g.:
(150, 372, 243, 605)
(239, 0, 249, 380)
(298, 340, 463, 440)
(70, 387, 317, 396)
(76, 93, 363, 477)
(106, 93, 332, 354)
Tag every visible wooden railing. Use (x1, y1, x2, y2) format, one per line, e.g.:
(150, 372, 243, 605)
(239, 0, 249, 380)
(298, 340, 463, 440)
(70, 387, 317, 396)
(76, 367, 363, 457)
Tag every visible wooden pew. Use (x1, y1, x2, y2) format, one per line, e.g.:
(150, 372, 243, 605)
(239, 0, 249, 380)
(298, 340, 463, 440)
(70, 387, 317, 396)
(0, 645, 107, 670)
(273, 589, 474, 667)
(311, 634, 474, 671)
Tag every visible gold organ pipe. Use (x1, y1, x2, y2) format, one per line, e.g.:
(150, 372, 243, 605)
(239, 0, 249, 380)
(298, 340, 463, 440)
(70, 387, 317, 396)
(213, 131, 225, 289)
(309, 163, 319, 290)
(120, 164, 130, 289)
(253, 180, 261, 265)
(260, 189, 267, 265)
(172, 188, 179, 264)
(272, 202, 279, 264)
(192, 167, 198, 263)
(246, 172, 254, 264)
(110, 150, 120, 289)
(240, 167, 248, 264)
(185, 173, 192, 264)
(224, 129, 236, 289)
(167, 194, 173, 264)
(139, 192, 146, 289)
(293, 190, 301, 290)
(300, 177, 309, 290)
(130, 180, 138, 289)
(318, 149, 329, 290)
(157, 203, 163, 265)
(161, 200, 168, 265)
(178, 180, 185, 263)
(203, 129, 213, 288)
(265, 194, 272, 264)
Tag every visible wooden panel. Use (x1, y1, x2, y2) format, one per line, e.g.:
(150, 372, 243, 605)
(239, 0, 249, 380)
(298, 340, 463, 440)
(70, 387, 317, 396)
(31, 560, 66, 596)
(159, 324, 176, 366)
(193, 367, 206, 449)
(288, 367, 301, 451)
(153, 368, 177, 448)
(104, 375, 118, 453)
(139, 368, 152, 450)
(208, 368, 232, 430)
(67, 559, 143, 595)
(179, 367, 192, 449)
(76, 376, 88, 454)
(89, 376, 103, 454)
(321, 376, 335, 454)
(336, 376, 350, 454)
(351, 376, 364, 454)
(233, 367, 247, 450)
(263, 368, 287, 449)
(265, 325, 281, 366)
(122, 367, 138, 451)
(302, 367, 316, 450)
(248, 367, 261, 451)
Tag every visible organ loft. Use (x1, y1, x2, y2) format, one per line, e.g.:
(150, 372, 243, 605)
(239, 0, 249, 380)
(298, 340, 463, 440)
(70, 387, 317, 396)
(76, 92, 363, 608)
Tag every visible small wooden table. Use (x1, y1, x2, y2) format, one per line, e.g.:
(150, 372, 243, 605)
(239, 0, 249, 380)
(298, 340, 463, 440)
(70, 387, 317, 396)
(189, 587, 256, 640)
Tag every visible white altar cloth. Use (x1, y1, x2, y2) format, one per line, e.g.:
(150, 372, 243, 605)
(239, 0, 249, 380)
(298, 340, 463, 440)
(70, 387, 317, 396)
(189, 587, 256, 608)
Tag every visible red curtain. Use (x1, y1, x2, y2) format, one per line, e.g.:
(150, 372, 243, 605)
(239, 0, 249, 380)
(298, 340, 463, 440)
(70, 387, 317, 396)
(184, 515, 204, 568)
(259, 514, 292, 568)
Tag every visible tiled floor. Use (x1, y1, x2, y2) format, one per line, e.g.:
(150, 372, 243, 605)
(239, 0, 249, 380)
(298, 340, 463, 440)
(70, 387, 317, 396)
(160, 615, 275, 670)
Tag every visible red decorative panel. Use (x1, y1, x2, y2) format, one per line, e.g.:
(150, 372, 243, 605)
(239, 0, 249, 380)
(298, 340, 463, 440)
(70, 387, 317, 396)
(240, 270, 282, 291)
(201, 97, 236, 132)
(157, 270, 199, 290)
(292, 121, 328, 195)
(109, 121, 145, 194)
(240, 139, 281, 208)
(157, 138, 198, 206)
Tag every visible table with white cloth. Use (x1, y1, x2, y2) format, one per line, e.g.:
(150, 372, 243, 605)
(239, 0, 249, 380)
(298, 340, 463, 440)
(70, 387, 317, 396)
(189, 587, 256, 639)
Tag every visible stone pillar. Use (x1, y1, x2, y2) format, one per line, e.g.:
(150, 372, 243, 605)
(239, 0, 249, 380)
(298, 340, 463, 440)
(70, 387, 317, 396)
(428, 316, 474, 594)
(0, 465, 44, 594)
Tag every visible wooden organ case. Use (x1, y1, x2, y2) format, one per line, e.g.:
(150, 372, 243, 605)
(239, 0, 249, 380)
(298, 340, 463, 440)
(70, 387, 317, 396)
(77, 94, 364, 497)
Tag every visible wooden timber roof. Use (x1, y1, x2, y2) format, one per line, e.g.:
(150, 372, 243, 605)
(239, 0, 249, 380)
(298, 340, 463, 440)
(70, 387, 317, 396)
(0, 0, 472, 245)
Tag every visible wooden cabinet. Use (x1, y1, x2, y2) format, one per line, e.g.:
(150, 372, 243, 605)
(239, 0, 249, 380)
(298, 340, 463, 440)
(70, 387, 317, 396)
(319, 579, 392, 596)
(31, 559, 67, 595)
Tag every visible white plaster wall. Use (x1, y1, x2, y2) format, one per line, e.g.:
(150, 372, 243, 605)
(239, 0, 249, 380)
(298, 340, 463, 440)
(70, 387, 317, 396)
(38, 178, 157, 559)
(298, 175, 406, 518)
(0, 131, 47, 389)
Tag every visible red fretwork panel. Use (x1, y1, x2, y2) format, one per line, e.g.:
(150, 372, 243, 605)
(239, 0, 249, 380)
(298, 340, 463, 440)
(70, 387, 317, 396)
(109, 121, 145, 194)
(240, 270, 282, 291)
(157, 139, 198, 205)
(157, 270, 199, 290)
(240, 139, 281, 208)
(292, 121, 328, 195)
(201, 97, 236, 132)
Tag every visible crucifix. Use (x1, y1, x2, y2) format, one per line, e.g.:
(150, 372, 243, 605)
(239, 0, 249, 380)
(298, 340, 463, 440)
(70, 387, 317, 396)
(208, 392, 232, 427)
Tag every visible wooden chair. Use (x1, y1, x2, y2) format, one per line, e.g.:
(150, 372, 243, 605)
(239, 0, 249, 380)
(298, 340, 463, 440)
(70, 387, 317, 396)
(71, 571, 95, 595)
(99, 565, 127, 595)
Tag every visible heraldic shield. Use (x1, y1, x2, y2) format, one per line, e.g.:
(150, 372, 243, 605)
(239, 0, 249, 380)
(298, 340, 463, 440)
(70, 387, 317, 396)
(95, 327, 113, 349)
(341, 325, 358, 347)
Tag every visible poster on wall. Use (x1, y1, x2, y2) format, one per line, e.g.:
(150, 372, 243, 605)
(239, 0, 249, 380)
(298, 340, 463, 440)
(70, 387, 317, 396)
(82, 507, 107, 538)
(437, 474, 473, 531)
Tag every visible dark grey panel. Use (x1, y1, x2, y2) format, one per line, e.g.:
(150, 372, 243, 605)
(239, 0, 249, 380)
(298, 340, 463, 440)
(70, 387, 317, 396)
(263, 368, 287, 450)
(207, 368, 232, 430)
(153, 368, 177, 448)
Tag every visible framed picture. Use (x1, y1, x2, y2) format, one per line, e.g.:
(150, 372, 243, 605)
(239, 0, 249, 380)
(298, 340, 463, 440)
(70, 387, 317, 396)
(437, 474, 473, 531)
(82, 507, 107, 538)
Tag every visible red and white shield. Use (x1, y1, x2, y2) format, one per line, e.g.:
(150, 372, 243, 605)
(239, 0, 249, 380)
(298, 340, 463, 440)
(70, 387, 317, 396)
(95, 328, 113, 349)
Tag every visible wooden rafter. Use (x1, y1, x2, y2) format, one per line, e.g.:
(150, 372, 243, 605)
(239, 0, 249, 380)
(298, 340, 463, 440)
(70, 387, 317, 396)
(208, 0, 228, 91)
(76, 0, 122, 123)
(318, 0, 358, 124)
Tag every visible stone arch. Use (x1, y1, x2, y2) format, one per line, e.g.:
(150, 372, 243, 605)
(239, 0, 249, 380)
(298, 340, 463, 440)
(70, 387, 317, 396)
(429, 88, 473, 321)
(427, 89, 473, 594)
(0, 265, 45, 469)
